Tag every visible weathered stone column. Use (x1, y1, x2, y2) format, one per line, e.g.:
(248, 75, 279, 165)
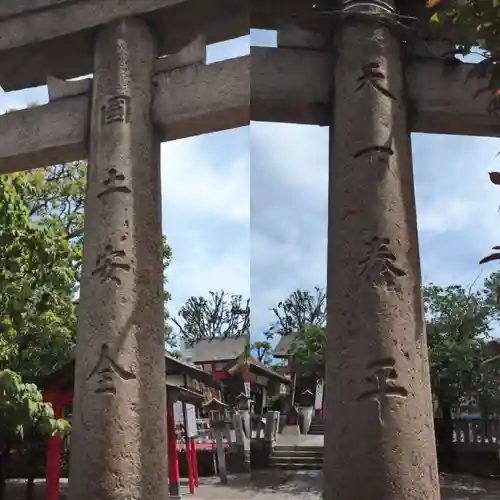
(68, 18, 168, 500)
(324, 1, 440, 499)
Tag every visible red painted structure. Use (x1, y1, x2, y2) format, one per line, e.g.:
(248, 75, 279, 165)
(191, 439, 199, 488)
(43, 387, 188, 500)
(167, 393, 181, 498)
(43, 388, 197, 500)
(43, 389, 72, 500)
(40, 354, 226, 499)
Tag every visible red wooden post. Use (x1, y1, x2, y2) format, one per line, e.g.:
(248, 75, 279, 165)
(167, 397, 181, 498)
(191, 439, 199, 488)
(44, 392, 62, 500)
(185, 437, 195, 494)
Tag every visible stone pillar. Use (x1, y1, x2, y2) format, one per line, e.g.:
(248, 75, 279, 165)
(314, 378, 324, 418)
(213, 424, 228, 485)
(263, 411, 279, 443)
(323, 1, 440, 499)
(68, 18, 168, 500)
(233, 412, 250, 472)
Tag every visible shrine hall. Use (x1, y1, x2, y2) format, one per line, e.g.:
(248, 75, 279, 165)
(40, 354, 222, 500)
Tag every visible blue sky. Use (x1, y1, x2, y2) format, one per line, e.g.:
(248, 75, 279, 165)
(2, 30, 500, 346)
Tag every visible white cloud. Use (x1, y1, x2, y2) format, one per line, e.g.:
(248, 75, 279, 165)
(418, 196, 475, 233)
(167, 227, 249, 310)
(160, 128, 250, 321)
(251, 122, 328, 195)
(250, 124, 500, 339)
(161, 134, 249, 224)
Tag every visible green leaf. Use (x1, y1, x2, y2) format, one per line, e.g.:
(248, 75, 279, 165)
(430, 12, 441, 23)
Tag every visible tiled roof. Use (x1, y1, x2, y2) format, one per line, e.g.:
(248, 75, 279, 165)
(187, 334, 249, 363)
(273, 332, 298, 357)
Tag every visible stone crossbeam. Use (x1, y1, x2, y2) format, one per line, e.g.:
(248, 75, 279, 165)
(253, 47, 500, 136)
(0, 0, 185, 51)
(0, 0, 470, 92)
(0, 0, 248, 91)
(1, 49, 497, 174)
(0, 55, 249, 174)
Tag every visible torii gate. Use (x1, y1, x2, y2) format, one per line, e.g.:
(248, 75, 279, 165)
(0, 1, 496, 499)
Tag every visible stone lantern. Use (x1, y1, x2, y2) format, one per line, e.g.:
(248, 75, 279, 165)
(299, 388, 315, 407)
(234, 392, 253, 441)
(203, 398, 230, 426)
(235, 392, 253, 412)
(202, 398, 230, 484)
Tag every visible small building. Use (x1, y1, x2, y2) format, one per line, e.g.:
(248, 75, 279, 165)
(40, 353, 223, 500)
(183, 335, 290, 413)
(274, 332, 325, 418)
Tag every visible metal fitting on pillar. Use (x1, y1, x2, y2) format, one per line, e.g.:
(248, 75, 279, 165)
(342, 0, 395, 13)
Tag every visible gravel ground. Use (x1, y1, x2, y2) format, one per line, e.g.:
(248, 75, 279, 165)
(6, 472, 500, 499)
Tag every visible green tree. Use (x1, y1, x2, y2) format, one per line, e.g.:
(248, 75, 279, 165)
(288, 324, 326, 378)
(0, 370, 70, 500)
(0, 162, 175, 377)
(251, 340, 273, 365)
(266, 287, 326, 340)
(161, 236, 176, 354)
(0, 173, 78, 380)
(428, 1, 500, 104)
(424, 279, 500, 468)
(173, 290, 250, 346)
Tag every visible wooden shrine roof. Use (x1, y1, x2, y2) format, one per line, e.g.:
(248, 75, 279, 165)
(225, 355, 291, 384)
(166, 383, 205, 407)
(273, 333, 298, 359)
(185, 335, 250, 364)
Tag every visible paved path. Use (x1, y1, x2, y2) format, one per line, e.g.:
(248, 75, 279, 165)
(6, 472, 500, 499)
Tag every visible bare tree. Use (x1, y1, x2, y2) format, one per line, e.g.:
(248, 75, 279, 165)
(266, 287, 326, 339)
(173, 290, 250, 345)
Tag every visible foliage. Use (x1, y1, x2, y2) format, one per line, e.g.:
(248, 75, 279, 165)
(265, 287, 326, 340)
(0, 370, 70, 500)
(0, 162, 175, 377)
(275, 276, 500, 405)
(288, 324, 326, 378)
(0, 172, 79, 381)
(427, 2, 500, 268)
(161, 236, 176, 354)
(428, 1, 500, 104)
(424, 279, 500, 416)
(173, 290, 250, 346)
(0, 370, 70, 447)
(251, 340, 273, 365)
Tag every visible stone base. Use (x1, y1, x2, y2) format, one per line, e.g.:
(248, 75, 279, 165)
(281, 425, 301, 436)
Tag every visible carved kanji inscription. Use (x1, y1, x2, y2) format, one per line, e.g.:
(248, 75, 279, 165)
(356, 358, 408, 425)
(97, 167, 132, 199)
(354, 145, 394, 165)
(92, 244, 131, 285)
(358, 237, 407, 294)
(356, 62, 396, 100)
(102, 94, 131, 125)
(86, 343, 136, 395)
